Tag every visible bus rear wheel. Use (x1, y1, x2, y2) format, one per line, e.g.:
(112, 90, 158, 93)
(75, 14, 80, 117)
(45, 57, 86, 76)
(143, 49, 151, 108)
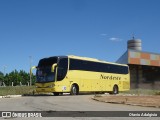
(112, 85, 119, 94)
(70, 84, 79, 95)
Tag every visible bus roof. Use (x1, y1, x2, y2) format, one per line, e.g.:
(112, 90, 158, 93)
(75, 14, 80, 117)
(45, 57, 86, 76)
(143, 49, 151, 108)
(40, 55, 128, 67)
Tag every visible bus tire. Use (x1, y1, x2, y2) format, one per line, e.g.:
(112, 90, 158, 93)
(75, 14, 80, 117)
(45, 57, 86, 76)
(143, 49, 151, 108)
(112, 85, 119, 94)
(53, 92, 59, 96)
(70, 84, 79, 95)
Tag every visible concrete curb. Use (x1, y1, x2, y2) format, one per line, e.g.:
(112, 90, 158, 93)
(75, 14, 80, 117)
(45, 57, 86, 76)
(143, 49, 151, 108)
(0, 95, 22, 98)
(92, 95, 160, 108)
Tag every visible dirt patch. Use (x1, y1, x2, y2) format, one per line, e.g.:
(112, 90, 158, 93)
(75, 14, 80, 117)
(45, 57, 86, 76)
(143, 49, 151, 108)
(92, 95, 160, 108)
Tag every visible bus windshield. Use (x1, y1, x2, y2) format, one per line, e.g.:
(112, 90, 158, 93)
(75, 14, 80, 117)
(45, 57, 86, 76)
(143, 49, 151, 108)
(36, 67, 55, 83)
(36, 57, 58, 83)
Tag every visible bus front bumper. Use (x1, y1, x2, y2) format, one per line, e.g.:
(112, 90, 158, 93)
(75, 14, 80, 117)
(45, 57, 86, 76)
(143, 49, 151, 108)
(35, 86, 69, 93)
(36, 87, 56, 93)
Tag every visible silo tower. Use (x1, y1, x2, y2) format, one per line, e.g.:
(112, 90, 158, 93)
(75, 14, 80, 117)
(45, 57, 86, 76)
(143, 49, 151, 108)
(127, 37, 142, 51)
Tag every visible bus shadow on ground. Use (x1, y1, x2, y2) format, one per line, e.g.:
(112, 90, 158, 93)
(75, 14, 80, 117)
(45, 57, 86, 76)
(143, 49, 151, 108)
(22, 92, 103, 97)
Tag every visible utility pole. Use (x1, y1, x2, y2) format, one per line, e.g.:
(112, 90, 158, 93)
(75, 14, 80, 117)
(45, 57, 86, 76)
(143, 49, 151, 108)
(3, 65, 7, 86)
(29, 56, 32, 86)
(3, 65, 7, 76)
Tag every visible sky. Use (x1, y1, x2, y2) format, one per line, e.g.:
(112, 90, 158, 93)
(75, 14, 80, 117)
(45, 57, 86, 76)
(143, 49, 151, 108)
(0, 0, 160, 74)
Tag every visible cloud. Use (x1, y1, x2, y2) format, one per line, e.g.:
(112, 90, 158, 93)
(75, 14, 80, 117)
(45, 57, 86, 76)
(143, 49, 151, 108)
(109, 37, 122, 42)
(100, 33, 107, 36)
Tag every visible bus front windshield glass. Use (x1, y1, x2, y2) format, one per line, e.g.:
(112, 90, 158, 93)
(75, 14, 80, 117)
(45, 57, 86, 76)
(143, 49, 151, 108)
(36, 67, 55, 83)
(36, 57, 58, 83)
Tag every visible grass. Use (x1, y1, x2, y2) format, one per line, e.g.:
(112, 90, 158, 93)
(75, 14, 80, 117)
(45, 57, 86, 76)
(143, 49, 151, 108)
(121, 89, 160, 95)
(0, 86, 36, 96)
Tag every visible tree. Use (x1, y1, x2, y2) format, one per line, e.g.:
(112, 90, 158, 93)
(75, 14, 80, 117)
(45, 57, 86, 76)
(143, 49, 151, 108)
(0, 71, 4, 86)
(4, 70, 36, 86)
(19, 70, 30, 85)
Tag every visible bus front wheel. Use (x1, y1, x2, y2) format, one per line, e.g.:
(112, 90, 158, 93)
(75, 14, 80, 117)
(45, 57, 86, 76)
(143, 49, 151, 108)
(70, 84, 79, 95)
(53, 92, 59, 96)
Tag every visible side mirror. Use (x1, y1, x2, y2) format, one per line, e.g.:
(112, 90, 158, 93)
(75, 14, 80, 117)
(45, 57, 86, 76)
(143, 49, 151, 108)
(30, 66, 37, 75)
(51, 63, 57, 72)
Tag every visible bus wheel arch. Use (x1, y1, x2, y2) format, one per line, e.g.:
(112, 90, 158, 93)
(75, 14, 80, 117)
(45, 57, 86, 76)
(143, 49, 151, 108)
(112, 84, 119, 94)
(70, 83, 79, 95)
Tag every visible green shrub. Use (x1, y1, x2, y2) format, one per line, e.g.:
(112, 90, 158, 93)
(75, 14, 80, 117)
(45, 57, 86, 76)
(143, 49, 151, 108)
(154, 91, 160, 95)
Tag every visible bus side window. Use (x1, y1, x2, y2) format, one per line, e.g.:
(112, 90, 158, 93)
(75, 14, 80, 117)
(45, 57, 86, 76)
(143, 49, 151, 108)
(57, 58, 68, 81)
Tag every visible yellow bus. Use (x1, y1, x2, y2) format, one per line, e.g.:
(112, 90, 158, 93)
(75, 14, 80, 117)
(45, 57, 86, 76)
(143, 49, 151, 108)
(31, 55, 130, 95)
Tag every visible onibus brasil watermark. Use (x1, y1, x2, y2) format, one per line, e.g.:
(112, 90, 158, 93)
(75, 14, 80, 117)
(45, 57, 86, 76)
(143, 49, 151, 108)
(0, 111, 159, 118)
(1, 112, 42, 118)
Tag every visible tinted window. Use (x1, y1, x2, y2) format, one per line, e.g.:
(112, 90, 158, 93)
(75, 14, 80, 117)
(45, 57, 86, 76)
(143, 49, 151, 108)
(69, 59, 128, 74)
(38, 57, 58, 67)
(57, 58, 68, 81)
(36, 57, 58, 83)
